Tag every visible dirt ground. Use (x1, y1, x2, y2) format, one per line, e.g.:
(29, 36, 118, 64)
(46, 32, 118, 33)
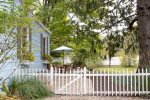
(43, 96, 149, 100)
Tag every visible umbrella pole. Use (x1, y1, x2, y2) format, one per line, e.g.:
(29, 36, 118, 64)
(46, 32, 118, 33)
(63, 51, 64, 64)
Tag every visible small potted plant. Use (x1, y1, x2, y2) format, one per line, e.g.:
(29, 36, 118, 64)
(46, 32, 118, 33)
(43, 54, 53, 64)
(43, 54, 53, 70)
(21, 52, 35, 66)
(52, 61, 63, 68)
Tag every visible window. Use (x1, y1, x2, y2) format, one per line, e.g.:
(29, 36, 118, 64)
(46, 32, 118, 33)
(17, 27, 32, 59)
(41, 34, 49, 59)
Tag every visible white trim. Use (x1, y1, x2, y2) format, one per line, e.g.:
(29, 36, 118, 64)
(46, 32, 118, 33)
(19, 0, 51, 35)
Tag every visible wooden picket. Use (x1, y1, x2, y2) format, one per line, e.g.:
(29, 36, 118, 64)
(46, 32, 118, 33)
(11, 67, 150, 96)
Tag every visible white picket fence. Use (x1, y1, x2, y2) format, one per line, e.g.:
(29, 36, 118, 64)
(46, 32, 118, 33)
(12, 67, 150, 96)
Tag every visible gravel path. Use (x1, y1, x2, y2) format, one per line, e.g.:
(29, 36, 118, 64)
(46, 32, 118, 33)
(43, 96, 149, 100)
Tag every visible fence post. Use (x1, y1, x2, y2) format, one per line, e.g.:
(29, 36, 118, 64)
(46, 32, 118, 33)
(50, 67, 53, 85)
(146, 68, 148, 95)
(84, 67, 87, 95)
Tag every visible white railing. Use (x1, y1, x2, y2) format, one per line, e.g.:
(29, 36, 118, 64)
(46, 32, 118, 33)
(12, 67, 150, 96)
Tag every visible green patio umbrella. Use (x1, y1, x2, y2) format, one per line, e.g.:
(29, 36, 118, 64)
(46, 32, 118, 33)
(52, 46, 73, 64)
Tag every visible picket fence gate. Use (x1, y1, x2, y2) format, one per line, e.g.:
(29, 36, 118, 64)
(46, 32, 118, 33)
(12, 67, 150, 96)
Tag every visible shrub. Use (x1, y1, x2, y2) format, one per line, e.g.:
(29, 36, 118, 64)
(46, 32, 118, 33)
(9, 77, 53, 99)
(2, 81, 9, 95)
(0, 92, 7, 98)
(71, 48, 88, 67)
(43, 54, 53, 62)
(85, 56, 103, 70)
(121, 56, 137, 67)
(52, 61, 62, 65)
(21, 52, 35, 62)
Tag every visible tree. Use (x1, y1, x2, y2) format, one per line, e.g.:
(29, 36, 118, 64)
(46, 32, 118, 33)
(37, 0, 74, 49)
(137, 0, 150, 68)
(68, 0, 134, 67)
(37, 0, 150, 68)
(36, 0, 104, 67)
(0, 0, 19, 70)
(0, 0, 36, 84)
(70, 0, 139, 67)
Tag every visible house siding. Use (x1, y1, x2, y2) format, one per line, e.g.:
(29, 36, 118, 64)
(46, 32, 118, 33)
(0, 22, 51, 91)
(27, 22, 50, 69)
(0, 34, 20, 91)
(0, 0, 51, 91)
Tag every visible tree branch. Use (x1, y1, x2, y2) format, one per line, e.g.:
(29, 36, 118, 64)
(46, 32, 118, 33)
(128, 17, 137, 31)
(100, 14, 137, 33)
(0, 63, 21, 85)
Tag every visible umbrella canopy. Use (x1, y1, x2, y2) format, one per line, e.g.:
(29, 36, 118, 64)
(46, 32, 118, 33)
(52, 46, 73, 64)
(52, 46, 73, 51)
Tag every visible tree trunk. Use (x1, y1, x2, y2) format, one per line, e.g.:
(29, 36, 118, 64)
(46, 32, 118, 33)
(137, 0, 150, 68)
(128, 54, 131, 67)
(109, 58, 111, 67)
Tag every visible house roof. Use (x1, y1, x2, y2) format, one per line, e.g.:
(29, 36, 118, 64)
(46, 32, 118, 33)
(19, 0, 51, 35)
(36, 21, 51, 35)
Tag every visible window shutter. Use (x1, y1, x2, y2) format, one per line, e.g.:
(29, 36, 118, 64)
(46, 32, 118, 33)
(43, 37, 46, 55)
(45, 37, 47, 54)
(41, 34, 43, 59)
(47, 37, 49, 54)
(29, 28, 32, 52)
(17, 27, 21, 59)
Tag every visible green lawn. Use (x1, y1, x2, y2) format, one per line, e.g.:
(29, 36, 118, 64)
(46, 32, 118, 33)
(94, 66, 138, 73)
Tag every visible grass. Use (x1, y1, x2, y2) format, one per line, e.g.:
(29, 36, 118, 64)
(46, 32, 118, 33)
(94, 65, 138, 73)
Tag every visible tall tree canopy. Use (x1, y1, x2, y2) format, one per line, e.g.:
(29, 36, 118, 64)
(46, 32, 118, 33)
(36, 0, 150, 68)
